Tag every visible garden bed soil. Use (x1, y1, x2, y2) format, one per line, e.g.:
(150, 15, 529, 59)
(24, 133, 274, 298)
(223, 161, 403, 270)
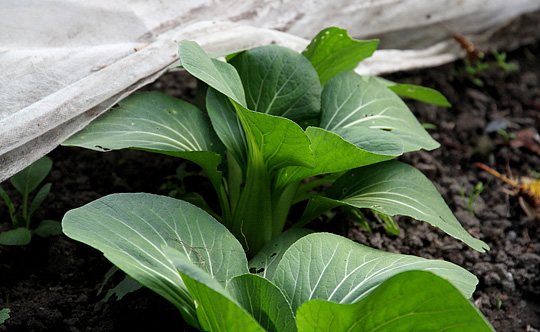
(1, 40, 539, 331)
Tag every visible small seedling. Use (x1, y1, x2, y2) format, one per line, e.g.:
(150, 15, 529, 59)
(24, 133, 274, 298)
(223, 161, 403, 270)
(492, 50, 518, 72)
(461, 50, 518, 87)
(452, 33, 517, 86)
(463, 60, 490, 86)
(0, 156, 61, 245)
(496, 129, 517, 142)
(460, 181, 487, 216)
(497, 297, 503, 309)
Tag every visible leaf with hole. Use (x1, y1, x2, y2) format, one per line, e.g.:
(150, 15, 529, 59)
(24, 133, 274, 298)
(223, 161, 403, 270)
(320, 72, 439, 153)
(62, 193, 248, 328)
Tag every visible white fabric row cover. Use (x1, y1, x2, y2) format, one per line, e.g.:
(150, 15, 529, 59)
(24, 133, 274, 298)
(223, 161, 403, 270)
(1, 0, 539, 182)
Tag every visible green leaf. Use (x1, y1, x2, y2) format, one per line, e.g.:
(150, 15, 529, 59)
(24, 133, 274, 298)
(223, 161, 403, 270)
(293, 195, 344, 229)
(164, 246, 265, 332)
(234, 102, 314, 173)
(10, 156, 52, 198)
(13, 216, 25, 229)
(302, 27, 378, 86)
(389, 84, 451, 107)
(276, 127, 398, 187)
(372, 210, 400, 235)
(163, 245, 230, 296)
(0, 186, 16, 224)
(0, 308, 10, 325)
(327, 161, 489, 252)
(29, 182, 52, 217)
(229, 45, 321, 122)
(376, 77, 451, 107)
(63, 92, 223, 155)
(330, 126, 404, 155)
(296, 271, 494, 332)
(248, 228, 313, 280)
(206, 88, 248, 169)
(223, 102, 314, 252)
(344, 207, 372, 234)
(0, 227, 32, 245)
(167, 245, 296, 332)
(104, 275, 143, 301)
(180, 272, 266, 332)
(62, 193, 249, 328)
(35, 220, 62, 237)
(227, 274, 297, 332)
(179, 40, 246, 107)
(62, 91, 224, 189)
(272, 233, 478, 313)
(320, 72, 439, 153)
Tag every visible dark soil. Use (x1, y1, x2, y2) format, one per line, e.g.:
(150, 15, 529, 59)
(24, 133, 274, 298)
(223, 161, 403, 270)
(1, 40, 539, 331)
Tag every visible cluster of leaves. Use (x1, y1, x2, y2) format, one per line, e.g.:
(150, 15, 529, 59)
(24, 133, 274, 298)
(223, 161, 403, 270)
(0, 156, 61, 245)
(61, 27, 493, 331)
(460, 181, 487, 216)
(463, 50, 518, 86)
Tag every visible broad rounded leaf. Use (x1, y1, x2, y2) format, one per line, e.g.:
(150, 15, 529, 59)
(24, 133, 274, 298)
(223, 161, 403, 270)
(327, 161, 490, 252)
(320, 72, 439, 153)
(35, 219, 62, 237)
(62, 91, 224, 188)
(272, 233, 478, 313)
(302, 27, 378, 86)
(230, 45, 321, 122)
(296, 271, 494, 332)
(0, 227, 31, 245)
(227, 274, 297, 332)
(63, 91, 223, 154)
(62, 193, 248, 327)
